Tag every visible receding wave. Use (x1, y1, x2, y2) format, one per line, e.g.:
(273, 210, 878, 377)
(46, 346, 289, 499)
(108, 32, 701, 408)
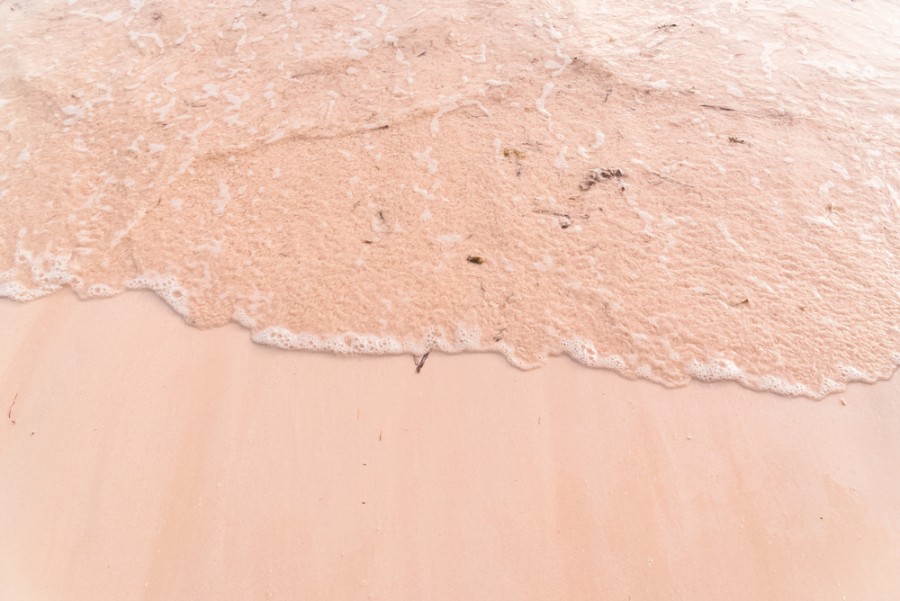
(2, 0, 899, 397)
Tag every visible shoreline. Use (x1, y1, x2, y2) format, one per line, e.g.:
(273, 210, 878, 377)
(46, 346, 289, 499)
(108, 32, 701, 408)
(2, 291, 899, 600)
(9, 287, 895, 399)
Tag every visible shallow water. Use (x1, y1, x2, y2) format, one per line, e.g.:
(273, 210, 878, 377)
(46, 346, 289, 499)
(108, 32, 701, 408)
(1, 0, 898, 396)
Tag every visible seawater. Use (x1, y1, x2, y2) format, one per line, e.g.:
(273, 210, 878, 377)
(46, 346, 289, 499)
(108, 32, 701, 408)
(1, 0, 899, 397)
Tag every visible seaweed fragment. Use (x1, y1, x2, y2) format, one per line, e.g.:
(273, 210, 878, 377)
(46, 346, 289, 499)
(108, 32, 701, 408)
(467, 255, 485, 265)
(503, 147, 525, 176)
(580, 168, 624, 191)
(415, 351, 430, 373)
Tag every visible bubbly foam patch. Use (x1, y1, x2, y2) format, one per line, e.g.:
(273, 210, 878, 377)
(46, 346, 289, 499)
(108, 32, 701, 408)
(2, 247, 72, 301)
(126, 275, 189, 316)
(560, 338, 628, 373)
(688, 358, 744, 383)
(86, 284, 118, 298)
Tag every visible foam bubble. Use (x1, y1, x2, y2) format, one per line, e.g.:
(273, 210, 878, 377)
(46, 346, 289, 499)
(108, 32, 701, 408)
(756, 375, 812, 397)
(253, 326, 409, 355)
(86, 283, 117, 298)
(687, 358, 743, 382)
(836, 364, 875, 384)
(232, 307, 257, 328)
(561, 338, 628, 372)
(126, 274, 190, 316)
(0, 279, 44, 301)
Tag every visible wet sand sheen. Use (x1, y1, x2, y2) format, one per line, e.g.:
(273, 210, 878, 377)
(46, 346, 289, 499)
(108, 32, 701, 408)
(2, 0, 899, 396)
(1, 291, 900, 600)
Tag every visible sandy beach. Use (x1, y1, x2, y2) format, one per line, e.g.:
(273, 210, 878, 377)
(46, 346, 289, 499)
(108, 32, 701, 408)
(2, 0, 899, 598)
(2, 291, 899, 600)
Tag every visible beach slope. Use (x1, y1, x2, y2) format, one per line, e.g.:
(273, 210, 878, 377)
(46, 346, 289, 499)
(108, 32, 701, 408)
(1, 292, 899, 600)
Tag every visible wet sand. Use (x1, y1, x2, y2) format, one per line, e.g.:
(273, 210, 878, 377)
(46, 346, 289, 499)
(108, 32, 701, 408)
(2, 291, 899, 600)
(4, 0, 899, 394)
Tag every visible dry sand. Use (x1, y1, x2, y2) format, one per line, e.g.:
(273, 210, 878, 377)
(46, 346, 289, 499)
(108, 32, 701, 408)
(1, 291, 899, 600)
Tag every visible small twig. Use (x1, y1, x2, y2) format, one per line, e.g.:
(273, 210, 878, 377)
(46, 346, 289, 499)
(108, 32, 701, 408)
(700, 104, 736, 112)
(8, 393, 17, 425)
(415, 351, 430, 373)
(655, 172, 695, 188)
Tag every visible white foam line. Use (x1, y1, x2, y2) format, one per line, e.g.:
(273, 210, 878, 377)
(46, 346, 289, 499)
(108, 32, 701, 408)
(375, 4, 389, 28)
(536, 82, 554, 118)
(69, 9, 122, 23)
(430, 95, 460, 136)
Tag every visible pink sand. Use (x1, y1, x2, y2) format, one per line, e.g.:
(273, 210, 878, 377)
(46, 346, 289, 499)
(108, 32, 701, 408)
(1, 292, 899, 600)
(2, 1, 899, 597)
